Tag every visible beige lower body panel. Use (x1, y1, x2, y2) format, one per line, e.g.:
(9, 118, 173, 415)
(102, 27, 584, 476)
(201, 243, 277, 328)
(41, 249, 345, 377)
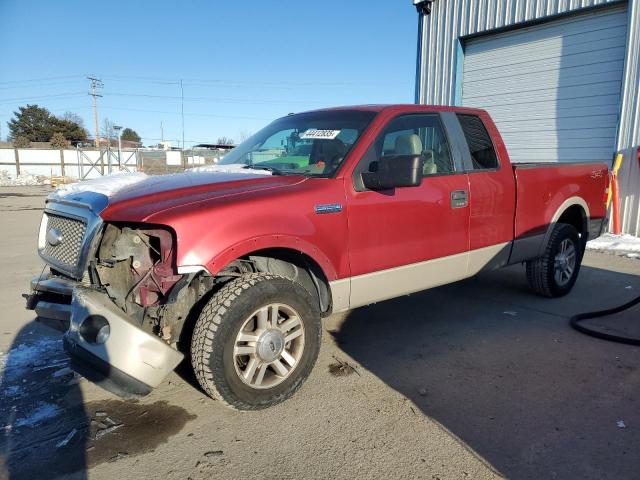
(468, 242, 510, 275)
(329, 242, 510, 312)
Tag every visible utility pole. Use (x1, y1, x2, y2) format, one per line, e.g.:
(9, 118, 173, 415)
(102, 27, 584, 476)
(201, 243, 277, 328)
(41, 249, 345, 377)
(180, 79, 185, 149)
(160, 121, 164, 143)
(113, 125, 122, 173)
(87, 76, 103, 148)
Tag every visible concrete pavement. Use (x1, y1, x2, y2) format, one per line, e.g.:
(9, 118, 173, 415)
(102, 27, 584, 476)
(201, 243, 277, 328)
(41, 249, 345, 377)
(0, 186, 638, 480)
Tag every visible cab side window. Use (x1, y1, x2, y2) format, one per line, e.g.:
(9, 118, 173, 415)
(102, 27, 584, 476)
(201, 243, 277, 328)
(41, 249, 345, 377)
(372, 114, 454, 177)
(456, 114, 499, 170)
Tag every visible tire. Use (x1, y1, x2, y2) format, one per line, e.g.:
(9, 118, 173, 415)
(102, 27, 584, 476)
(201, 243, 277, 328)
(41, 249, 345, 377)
(526, 223, 583, 298)
(191, 273, 321, 410)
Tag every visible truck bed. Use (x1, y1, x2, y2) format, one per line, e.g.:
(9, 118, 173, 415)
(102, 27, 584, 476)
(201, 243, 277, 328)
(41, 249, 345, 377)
(510, 161, 608, 262)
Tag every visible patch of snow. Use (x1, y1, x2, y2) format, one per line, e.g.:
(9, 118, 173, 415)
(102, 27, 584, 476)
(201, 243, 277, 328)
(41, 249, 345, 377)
(0, 170, 51, 186)
(52, 366, 73, 378)
(0, 337, 65, 381)
(47, 164, 272, 200)
(587, 234, 640, 259)
(56, 428, 78, 448)
(3, 385, 25, 397)
(188, 163, 272, 175)
(50, 171, 147, 199)
(14, 402, 61, 428)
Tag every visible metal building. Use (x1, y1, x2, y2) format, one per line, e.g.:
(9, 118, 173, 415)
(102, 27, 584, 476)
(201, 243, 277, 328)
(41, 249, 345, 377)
(414, 0, 640, 235)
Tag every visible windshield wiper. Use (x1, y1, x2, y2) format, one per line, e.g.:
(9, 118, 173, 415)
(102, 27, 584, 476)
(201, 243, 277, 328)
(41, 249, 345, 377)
(243, 164, 286, 175)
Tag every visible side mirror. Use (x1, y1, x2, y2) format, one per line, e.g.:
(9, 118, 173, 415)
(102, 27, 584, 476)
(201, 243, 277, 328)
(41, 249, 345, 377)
(361, 154, 423, 190)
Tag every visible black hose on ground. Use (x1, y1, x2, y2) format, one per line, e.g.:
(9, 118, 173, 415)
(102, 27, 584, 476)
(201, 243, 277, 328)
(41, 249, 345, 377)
(570, 294, 640, 346)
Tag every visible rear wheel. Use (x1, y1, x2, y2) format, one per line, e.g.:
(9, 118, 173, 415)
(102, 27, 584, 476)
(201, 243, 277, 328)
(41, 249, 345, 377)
(191, 273, 321, 410)
(526, 223, 582, 298)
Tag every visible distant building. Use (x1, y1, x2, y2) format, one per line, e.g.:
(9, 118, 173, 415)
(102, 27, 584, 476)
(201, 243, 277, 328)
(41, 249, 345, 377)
(96, 138, 141, 149)
(193, 143, 236, 151)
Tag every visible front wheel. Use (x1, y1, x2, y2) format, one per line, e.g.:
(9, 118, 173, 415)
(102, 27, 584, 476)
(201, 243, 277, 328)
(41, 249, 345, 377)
(191, 273, 321, 410)
(526, 223, 583, 298)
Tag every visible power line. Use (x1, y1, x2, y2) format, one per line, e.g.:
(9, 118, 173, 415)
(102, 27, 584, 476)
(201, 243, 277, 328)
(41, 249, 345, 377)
(96, 105, 270, 120)
(98, 74, 412, 88)
(103, 92, 328, 105)
(0, 74, 84, 86)
(0, 103, 271, 120)
(0, 92, 86, 105)
(0, 73, 412, 92)
(0, 79, 86, 91)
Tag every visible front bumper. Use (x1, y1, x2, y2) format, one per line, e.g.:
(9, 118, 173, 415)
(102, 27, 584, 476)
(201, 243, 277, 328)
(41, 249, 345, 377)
(63, 336, 154, 397)
(26, 274, 184, 398)
(27, 272, 75, 331)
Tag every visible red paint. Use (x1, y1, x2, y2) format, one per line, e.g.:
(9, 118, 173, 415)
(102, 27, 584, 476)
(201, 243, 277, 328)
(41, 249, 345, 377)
(131, 228, 181, 307)
(346, 174, 470, 276)
(514, 163, 608, 239)
(466, 111, 516, 250)
(100, 105, 610, 282)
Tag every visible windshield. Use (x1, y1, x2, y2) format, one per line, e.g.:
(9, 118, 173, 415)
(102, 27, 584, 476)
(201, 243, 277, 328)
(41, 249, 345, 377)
(219, 110, 377, 177)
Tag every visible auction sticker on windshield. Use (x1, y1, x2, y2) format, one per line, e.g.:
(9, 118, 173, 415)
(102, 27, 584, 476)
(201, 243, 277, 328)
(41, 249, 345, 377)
(301, 129, 341, 140)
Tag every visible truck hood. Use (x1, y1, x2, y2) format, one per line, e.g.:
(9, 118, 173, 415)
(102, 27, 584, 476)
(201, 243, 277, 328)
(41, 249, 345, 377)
(99, 171, 306, 222)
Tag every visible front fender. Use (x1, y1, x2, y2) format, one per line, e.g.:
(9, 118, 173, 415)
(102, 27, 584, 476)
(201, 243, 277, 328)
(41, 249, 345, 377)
(145, 177, 350, 282)
(205, 234, 339, 280)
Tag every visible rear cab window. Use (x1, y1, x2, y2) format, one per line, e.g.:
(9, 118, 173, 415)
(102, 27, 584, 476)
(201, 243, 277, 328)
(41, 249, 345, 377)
(456, 114, 499, 171)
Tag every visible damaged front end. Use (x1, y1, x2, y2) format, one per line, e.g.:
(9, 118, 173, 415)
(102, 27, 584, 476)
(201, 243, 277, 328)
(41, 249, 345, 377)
(94, 225, 191, 343)
(27, 195, 212, 397)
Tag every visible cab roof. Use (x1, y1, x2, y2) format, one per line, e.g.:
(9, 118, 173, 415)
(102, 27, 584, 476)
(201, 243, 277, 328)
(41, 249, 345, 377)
(301, 104, 487, 116)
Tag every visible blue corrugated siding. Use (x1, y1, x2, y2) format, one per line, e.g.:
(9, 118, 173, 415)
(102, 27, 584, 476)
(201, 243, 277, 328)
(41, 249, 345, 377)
(462, 7, 627, 164)
(416, 0, 640, 234)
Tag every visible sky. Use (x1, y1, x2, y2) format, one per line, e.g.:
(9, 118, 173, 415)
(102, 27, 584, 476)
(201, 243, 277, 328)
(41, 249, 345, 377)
(0, 0, 418, 147)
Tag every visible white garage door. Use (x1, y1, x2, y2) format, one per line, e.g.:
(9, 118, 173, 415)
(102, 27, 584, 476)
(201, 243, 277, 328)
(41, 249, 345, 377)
(462, 5, 628, 164)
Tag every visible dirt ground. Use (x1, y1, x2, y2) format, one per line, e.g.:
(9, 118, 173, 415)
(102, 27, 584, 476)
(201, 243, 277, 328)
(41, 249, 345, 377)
(1, 186, 639, 480)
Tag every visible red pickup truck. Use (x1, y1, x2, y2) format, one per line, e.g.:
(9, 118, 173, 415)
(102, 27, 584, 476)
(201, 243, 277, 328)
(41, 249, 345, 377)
(27, 105, 609, 410)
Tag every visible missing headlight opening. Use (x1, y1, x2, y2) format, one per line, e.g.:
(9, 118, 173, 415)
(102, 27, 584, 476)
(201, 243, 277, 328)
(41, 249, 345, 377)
(91, 224, 214, 347)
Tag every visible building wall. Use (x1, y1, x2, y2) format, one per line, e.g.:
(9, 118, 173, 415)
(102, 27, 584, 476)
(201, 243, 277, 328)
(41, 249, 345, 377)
(416, 0, 640, 235)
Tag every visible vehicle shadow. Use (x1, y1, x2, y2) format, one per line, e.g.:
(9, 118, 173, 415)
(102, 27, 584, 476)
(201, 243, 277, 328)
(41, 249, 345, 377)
(0, 321, 89, 480)
(331, 264, 640, 480)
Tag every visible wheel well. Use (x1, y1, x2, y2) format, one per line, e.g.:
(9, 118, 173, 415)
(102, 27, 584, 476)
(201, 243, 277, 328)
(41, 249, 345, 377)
(241, 248, 332, 316)
(176, 248, 333, 357)
(557, 205, 588, 242)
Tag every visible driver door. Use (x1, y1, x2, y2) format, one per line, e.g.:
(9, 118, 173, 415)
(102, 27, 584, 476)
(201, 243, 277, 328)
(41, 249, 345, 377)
(346, 113, 471, 308)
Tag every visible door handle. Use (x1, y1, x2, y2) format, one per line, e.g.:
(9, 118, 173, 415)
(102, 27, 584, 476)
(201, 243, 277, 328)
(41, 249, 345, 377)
(451, 190, 469, 208)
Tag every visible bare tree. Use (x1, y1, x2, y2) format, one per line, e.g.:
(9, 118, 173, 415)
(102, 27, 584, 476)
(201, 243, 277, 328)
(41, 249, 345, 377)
(238, 129, 252, 143)
(60, 112, 85, 128)
(216, 136, 234, 146)
(101, 118, 116, 145)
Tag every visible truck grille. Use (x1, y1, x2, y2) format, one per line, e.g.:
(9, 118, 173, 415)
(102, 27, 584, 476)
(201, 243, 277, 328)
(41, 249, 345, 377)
(42, 213, 87, 272)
